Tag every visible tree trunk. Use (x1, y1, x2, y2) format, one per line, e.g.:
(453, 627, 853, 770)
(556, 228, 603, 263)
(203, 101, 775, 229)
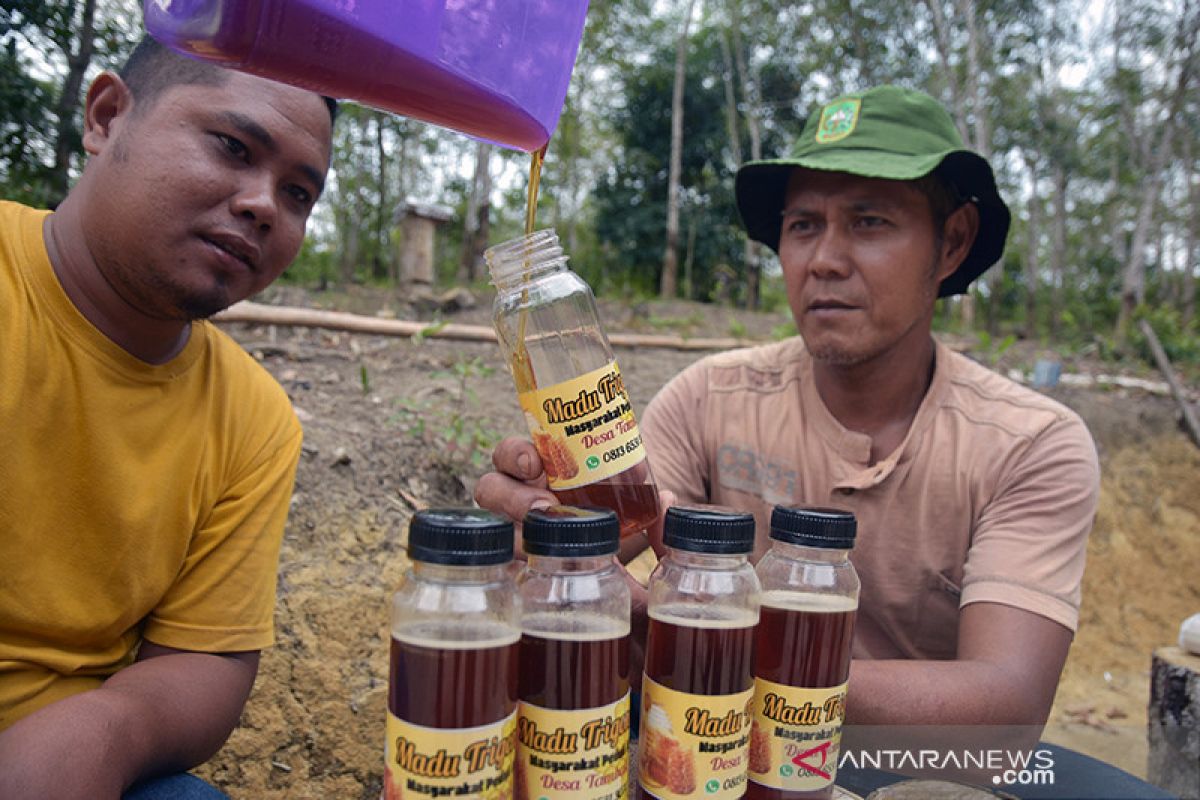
(684, 215, 697, 301)
(48, 0, 96, 206)
(1116, 0, 1198, 339)
(923, 0, 970, 144)
(339, 212, 360, 285)
(1049, 164, 1068, 339)
(1119, 153, 1174, 338)
(1024, 154, 1041, 339)
(660, 0, 697, 300)
(959, 0, 993, 333)
(374, 113, 390, 281)
(729, 0, 764, 309)
(458, 141, 493, 284)
(1184, 135, 1197, 327)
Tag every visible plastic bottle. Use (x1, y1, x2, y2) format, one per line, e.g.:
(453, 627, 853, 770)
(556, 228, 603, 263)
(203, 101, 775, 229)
(142, 0, 590, 151)
(516, 506, 632, 798)
(746, 507, 860, 800)
(486, 230, 660, 540)
(638, 506, 762, 800)
(386, 508, 520, 800)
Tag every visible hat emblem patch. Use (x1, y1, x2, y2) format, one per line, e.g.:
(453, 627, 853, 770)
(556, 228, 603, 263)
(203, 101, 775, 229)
(815, 99, 861, 143)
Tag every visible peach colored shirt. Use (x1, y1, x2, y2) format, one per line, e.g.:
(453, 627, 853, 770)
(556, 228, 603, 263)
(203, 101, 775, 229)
(641, 336, 1099, 660)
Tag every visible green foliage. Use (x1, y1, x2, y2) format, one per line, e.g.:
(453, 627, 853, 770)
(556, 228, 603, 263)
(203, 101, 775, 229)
(975, 331, 1018, 367)
(390, 355, 501, 469)
(1134, 306, 1200, 377)
(281, 237, 338, 287)
(3, 0, 1195, 372)
(0, 41, 57, 204)
(647, 311, 705, 334)
(772, 320, 798, 340)
(590, 28, 744, 302)
(727, 316, 748, 338)
(756, 274, 792, 315)
(0, 0, 140, 205)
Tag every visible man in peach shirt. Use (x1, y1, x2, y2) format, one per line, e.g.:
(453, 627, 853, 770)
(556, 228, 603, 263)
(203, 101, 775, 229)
(478, 86, 1100, 737)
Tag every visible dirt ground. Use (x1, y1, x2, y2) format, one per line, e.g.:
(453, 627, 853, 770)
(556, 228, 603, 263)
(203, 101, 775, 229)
(196, 287, 1200, 799)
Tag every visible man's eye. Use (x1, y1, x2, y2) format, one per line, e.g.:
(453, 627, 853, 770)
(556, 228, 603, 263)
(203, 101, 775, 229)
(216, 134, 248, 160)
(286, 185, 313, 206)
(857, 215, 888, 228)
(787, 219, 815, 233)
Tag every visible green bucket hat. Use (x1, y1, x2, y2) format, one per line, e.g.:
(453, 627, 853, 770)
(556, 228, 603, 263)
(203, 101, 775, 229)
(735, 85, 1011, 297)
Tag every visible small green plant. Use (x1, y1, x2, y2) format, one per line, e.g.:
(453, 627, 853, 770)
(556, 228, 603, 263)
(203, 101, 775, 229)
(975, 331, 1017, 367)
(727, 317, 748, 339)
(392, 355, 502, 469)
(772, 320, 798, 340)
(411, 318, 447, 345)
(647, 312, 705, 334)
(359, 363, 371, 395)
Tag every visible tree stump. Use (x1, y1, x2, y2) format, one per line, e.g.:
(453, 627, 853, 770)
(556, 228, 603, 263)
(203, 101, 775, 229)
(1148, 646, 1200, 799)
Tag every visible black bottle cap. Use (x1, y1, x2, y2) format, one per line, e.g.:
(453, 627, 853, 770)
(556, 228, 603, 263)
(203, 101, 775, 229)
(521, 506, 620, 558)
(770, 506, 857, 550)
(407, 508, 514, 566)
(662, 505, 756, 555)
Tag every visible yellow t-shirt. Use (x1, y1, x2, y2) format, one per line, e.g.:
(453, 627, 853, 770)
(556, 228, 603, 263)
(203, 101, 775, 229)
(0, 201, 303, 730)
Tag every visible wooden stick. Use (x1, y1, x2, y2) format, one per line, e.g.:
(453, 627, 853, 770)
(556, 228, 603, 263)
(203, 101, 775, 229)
(1139, 319, 1200, 448)
(214, 300, 760, 352)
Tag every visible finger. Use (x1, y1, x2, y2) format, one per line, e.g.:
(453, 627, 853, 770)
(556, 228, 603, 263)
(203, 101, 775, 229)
(646, 488, 677, 558)
(473, 470, 555, 526)
(617, 530, 649, 565)
(491, 436, 547, 485)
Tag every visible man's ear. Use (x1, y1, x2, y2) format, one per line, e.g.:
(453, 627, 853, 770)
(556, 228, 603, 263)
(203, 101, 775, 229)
(936, 202, 981, 283)
(82, 72, 134, 156)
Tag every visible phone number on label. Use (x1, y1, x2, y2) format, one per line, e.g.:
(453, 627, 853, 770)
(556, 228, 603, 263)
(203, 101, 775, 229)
(602, 435, 643, 463)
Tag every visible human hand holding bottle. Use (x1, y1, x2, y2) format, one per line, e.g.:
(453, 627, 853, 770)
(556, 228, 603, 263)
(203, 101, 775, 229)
(475, 435, 676, 692)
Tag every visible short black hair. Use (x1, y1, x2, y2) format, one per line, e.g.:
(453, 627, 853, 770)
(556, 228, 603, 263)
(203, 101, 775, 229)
(911, 169, 966, 243)
(120, 36, 338, 123)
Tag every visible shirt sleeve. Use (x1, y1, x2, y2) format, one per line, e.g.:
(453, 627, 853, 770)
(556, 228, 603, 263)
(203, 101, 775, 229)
(142, 420, 302, 653)
(641, 359, 713, 505)
(959, 410, 1100, 631)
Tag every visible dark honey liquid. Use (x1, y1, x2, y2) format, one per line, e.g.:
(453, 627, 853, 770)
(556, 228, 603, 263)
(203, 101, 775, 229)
(389, 626, 520, 728)
(746, 594, 857, 800)
(519, 626, 631, 710)
(511, 145, 550, 392)
(755, 595, 856, 688)
(550, 458, 660, 539)
(525, 145, 547, 236)
(644, 606, 756, 695)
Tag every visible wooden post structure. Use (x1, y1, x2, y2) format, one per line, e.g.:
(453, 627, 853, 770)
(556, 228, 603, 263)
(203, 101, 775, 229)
(397, 200, 453, 289)
(1148, 647, 1200, 797)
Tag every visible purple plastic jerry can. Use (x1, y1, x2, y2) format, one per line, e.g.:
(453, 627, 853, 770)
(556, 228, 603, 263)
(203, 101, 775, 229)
(143, 0, 589, 152)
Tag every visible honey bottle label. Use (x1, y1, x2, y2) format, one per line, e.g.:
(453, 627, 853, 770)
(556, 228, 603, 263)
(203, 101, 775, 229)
(516, 691, 631, 799)
(385, 710, 517, 800)
(518, 361, 647, 490)
(747, 677, 848, 791)
(638, 676, 755, 800)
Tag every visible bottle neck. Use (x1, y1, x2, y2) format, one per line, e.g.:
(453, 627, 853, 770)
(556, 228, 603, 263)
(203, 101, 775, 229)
(667, 548, 751, 569)
(412, 560, 511, 584)
(526, 554, 616, 575)
(486, 229, 570, 291)
(771, 541, 852, 564)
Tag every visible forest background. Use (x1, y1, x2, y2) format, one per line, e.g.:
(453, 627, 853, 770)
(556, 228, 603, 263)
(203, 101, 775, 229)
(2, 0, 1199, 371)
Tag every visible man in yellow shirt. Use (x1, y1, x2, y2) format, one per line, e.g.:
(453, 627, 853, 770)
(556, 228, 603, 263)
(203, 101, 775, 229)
(0, 37, 334, 798)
